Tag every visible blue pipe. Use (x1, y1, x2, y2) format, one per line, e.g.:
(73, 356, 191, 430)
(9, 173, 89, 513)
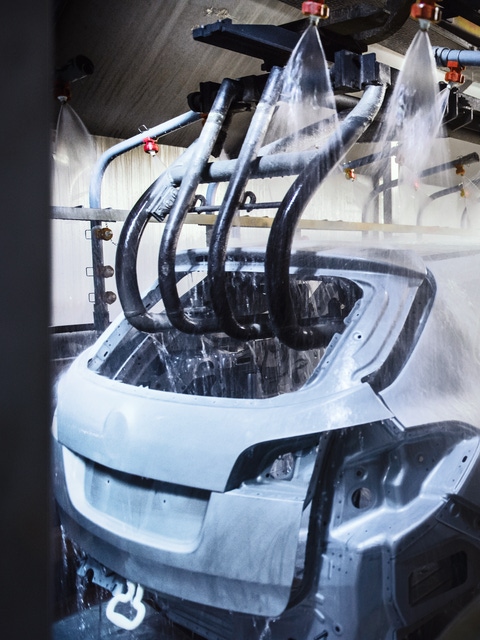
(433, 47, 480, 68)
(88, 110, 202, 208)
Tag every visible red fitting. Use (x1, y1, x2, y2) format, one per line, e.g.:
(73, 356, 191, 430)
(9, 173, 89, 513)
(344, 168, 356, 181)
(302, 1, 329, 19)
(143, 137, 159, 155)
(445, 61, 465, 84)
(54, 80, 71, 102)
(410, 2, 442, 24)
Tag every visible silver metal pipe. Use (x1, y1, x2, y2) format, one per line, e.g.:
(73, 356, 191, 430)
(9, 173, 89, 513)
(87, 110, 201, 332)
(170, 144, 393, 186)
(88, 110, 202, 208)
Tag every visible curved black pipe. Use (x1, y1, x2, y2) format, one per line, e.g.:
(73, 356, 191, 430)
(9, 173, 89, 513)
(114, 88, 374, 336)
(158, 78, 241, 334)
(115, 147, 196, 333)
(265, 83, 386, 351)
(208, 66, 284, 340)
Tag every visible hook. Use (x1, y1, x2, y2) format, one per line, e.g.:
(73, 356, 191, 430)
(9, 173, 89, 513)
(105, 581, 146, 631)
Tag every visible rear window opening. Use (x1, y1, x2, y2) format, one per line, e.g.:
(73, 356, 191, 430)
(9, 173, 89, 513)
(93, 271, 362, 399)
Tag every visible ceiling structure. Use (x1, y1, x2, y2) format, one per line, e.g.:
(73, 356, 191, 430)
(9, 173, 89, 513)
(54, 0, 480, 149)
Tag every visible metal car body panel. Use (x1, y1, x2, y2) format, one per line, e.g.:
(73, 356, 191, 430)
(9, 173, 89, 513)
(53, 244, 480, 634)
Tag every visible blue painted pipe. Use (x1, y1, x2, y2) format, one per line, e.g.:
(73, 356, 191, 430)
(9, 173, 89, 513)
(433, 47, 480, 68)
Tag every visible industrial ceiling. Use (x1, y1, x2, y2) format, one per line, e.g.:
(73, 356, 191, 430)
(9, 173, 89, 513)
(54, 0, 480, 148)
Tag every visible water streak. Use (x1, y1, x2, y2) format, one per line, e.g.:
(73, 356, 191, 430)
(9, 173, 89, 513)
(457, 178, 480, 229)
(258, 617, 273, 639)
(52, 101, 97, 206)
(263, 24, 338, 154)
(376, 29, 449, 188)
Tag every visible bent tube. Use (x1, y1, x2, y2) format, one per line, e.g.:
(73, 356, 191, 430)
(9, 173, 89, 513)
(265, 83, 387, 350)
(115, 147, 196, 333)
(208, 66, 284, 340)
(83, 98, 201, 331)
(158, 78, 241, 334)
(89, 111, 201, 208)
(114, 107, 379, 335)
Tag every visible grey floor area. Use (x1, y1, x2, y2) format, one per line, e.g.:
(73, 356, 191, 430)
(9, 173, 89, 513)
(52, 522, 202, 640)
(52, 602, 197, 640)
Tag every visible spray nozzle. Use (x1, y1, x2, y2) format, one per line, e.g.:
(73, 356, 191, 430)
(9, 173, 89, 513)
(302, 2, 329, 21)
(445, 61, 466, 85)
(54, 55, 94, 102)
(143, 137, 159, 156)
(410, 2, 442, 29)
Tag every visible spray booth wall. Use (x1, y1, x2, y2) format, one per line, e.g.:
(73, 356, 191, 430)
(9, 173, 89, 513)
(52, 138, 183, 327)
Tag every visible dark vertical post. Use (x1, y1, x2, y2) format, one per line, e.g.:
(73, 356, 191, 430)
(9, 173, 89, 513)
(90, 222, 110, 333)
(0, 1, 52, 639)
